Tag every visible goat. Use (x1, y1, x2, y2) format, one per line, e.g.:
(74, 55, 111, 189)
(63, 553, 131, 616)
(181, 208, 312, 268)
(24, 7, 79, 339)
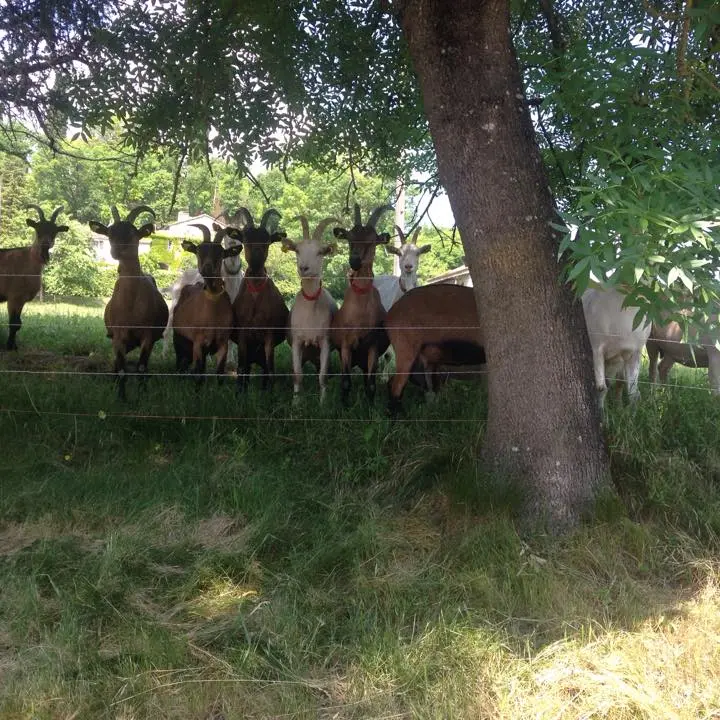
(647, 312, 720, 394)
(329, 203, 393, 404)
(282, 215, 339, 402)
(581, 287, 652, 407)
(373, 226, 431, 311)
(217, 208, 246, 303)
(230, 208, 289, 391)
(0, 205, 68, 350)
(385, 284, 486, 413)
(163, 267, 203, 357)
(89, 205, 169, 400)
(172, 223, 241, 380)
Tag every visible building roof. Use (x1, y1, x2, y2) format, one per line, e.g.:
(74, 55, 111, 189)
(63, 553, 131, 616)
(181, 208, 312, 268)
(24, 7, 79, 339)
(425, 264, 471, 285)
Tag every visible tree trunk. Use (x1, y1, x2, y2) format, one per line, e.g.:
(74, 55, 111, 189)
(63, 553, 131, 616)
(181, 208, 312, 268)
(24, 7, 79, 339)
(398, 0, 610, 530)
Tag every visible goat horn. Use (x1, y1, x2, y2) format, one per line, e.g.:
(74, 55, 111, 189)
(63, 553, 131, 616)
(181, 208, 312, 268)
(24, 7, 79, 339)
(189, 224, 212, 243)
(353, 203, 362, 226)
(294, 215, 311, 242)
(410, 227, 422, 245)
(260, 209, 281, 232)
(235, 207, 255, 228)
(50, 206, 64, 222)
(366, 205, 394, 229)
(312, 217, 340, 243)
(395, 225, 407, 245)
(26, 204, 46, 221)
(125, 205, 156, 225)
(111, 205, 121, 223)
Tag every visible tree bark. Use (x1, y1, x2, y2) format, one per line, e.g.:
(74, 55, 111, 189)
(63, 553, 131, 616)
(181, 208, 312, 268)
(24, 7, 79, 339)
(397, 0, 610, 530)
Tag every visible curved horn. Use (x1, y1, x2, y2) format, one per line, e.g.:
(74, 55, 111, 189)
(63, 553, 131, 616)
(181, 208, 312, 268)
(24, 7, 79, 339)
(410, 226, 422, 245)
(189, 224, 212, 243)
(26, 204, 46, 221)
(50, 206, 64, 223)
(294, 215, 311, 242)
(312, 217, 341, 243)
(111, 205, 121, 223)
(353, 203, 362, 226)
(235, 207, 255, 228)
(125, 205, 156, 225)
(260, 209, 281, 232)
(395, 225, 407, 245)
(367, 204, 394, 229)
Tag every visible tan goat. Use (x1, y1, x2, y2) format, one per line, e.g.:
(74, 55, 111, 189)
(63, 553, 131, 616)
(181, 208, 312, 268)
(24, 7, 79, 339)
(172, 223, 241, 380)
(230, 208, 289, 391)
(330, 204, 393, 404)
(89, 205, 169, 399)
(385, 284, 486, 413)
(0, 205, 68, 349)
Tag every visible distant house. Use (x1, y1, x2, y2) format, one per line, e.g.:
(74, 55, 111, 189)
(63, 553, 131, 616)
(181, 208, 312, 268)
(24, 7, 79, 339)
(426, 264, 473, 287)
(159, 211, 219, 239)
(90, 232, 152, 264)
(90, 210, 218, 264)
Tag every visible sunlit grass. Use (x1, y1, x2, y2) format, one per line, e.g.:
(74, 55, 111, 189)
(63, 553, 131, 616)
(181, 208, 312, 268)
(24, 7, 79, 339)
(0, 298, 719, 718)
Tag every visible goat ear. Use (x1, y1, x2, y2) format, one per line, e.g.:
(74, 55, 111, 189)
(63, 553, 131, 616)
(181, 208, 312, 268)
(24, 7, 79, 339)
(320, 243, 336, 256)
(56, 225, 70, 234)
(376, 232, 391, 245)
(281, 238, 297, 253)
(88, 221, 108, 235)
(181, 240, 198, 254)
(223, 244, 243, 258)
(269, 231, 286, 244)
(137, 222, 154, 238)
(385, 244, 402, 257)
(212, 222, 223, 232)
(418, 244, 432, 255)
(333, 227, 349, 239)
(26, 218, 38, 229)
(226, 227, 243, 241)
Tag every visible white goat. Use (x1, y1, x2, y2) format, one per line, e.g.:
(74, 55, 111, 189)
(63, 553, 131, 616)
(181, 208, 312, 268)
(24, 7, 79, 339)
(283, 216, 339, 402)
(373, 226, 431, 311)
(582, 287, 652, 407)
(218, 209, 245, 303)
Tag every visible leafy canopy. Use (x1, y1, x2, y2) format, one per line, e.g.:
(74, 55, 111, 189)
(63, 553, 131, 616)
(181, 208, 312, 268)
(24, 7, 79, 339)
(1, 0, 719, 325)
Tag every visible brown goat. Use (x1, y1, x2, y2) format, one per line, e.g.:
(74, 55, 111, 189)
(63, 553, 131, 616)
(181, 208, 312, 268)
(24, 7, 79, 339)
(329, 204, 393, 404)
(230, 208, 289, 391)
(385, 284, 486, 413)
(172, 223, 242, 380)
(89, 205, 169, 399)
(0, 205, 68, 349)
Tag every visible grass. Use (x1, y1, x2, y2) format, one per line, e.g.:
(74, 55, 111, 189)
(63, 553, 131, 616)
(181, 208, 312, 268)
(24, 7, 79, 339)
(1, 298, 720, 718)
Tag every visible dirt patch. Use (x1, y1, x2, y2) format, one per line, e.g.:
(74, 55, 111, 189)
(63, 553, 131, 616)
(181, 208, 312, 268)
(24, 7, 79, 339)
(0, 349, 107, 373)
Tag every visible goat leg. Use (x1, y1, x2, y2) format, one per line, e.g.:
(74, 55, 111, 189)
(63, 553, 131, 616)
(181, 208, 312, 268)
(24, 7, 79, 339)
(340, 344, 352, 406)
(387, 350, 415, 416)
(364, 344, 378, 403)
(235, 342, 249, 393)
(137, 338, 153, 394)
(319, 337, 331, 404)
(292, 340, 303, 400)
(262, 335, 275, 391)
(114, 348, 128, 401)
(216, 341, 228, 385)
(6, 304, 22, 351)
(192, 342, 206, 387)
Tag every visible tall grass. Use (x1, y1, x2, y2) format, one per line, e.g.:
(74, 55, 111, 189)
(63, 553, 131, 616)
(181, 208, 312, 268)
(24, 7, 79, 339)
(1, 299, 719, 718)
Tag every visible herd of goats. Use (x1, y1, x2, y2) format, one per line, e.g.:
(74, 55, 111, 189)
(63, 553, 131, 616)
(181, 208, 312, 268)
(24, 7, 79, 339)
(0, 203, 718, 411)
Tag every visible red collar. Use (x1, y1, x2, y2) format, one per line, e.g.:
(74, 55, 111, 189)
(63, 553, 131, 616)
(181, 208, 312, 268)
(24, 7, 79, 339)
(302, 281, 323, 301)
(350, 277, 373, 295)
(246, 275, 269, 294)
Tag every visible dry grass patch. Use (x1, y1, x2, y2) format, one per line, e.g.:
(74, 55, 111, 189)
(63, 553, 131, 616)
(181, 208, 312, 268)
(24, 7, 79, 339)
(0, 518, 100, 556)
(497, 570, 720, 719)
